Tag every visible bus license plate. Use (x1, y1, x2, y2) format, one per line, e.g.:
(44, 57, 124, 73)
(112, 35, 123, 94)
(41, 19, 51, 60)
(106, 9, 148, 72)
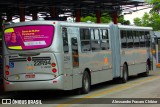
(34, 60, 51, 66)
(25, 74, 35, 78)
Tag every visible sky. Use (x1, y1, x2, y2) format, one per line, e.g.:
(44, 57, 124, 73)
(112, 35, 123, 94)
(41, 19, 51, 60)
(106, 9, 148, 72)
(123, 7, 152, 24)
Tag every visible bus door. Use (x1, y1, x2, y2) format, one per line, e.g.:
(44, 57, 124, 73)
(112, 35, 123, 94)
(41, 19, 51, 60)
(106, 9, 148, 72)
(71, 37, 80, 89)
(156, 38, 160, 67)
(150, 41, 156, 70)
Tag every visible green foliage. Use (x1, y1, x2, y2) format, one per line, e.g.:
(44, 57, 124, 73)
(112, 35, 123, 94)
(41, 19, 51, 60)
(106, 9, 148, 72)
(133, 12, 160, 31)
(81, 12, 112, 23)
(138, 0, 160, 30)
(81, 12, 130, 24)
(149, 13, 160, 31)
(146, 0, 160, 13)
(133, 17, 142, 26)
(118, 15, 130, 25)
(101, 13, 112, 23)
(81, 16, 97, 23)
(141, 13, 150, 26)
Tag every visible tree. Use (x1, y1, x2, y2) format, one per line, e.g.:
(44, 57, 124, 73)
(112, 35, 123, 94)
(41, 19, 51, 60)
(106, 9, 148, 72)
(149, 13, 160, 30)
(133, 0, 160, 30)
(81, 16, 97, 23)
(134, 12, 151, 27)
(81, 12, 112, 23)
(133, 12, 160, 31)
(134, 17, 142, 26)
(101, 12, 112, 23)
(141, 12, 151, 26)
(146, 0, 160, 14)
(118, 15, 130, 25)
(81, 12, 130, 24)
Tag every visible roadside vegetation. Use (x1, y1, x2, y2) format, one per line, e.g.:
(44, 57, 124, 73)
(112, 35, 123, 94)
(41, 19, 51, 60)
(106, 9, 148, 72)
(81, 12, 130, 25)
(134, 0, 160, 31)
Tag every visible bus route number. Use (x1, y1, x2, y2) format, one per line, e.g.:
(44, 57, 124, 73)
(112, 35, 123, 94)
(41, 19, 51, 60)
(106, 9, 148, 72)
(34, 60, 51, 66)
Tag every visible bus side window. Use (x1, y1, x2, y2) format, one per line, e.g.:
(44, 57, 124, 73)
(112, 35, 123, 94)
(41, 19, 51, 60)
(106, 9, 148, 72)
(127, 30, 134, 48)
(91, 29, 101, 51)
(139, 31, 145, 47)
(80, 28, 91, 52)
(134, 31, 140, 47)
(100, 29, 109, 50)
(145, 31, 150, 47)
(62, 27, 69, 53)
(71, 37, 79, 67)
(121, 30, 127, 48)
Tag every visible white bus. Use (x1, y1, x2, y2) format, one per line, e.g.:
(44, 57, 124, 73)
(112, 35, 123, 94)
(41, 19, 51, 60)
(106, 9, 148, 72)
(3, 21, 153, 93)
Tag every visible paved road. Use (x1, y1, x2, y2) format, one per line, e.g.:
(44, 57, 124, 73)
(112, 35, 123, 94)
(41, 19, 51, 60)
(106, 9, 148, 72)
(0, 70, 160, 107)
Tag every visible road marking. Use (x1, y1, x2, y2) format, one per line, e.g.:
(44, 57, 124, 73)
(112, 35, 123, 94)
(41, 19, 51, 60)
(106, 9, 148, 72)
(56, 75, 160, 107)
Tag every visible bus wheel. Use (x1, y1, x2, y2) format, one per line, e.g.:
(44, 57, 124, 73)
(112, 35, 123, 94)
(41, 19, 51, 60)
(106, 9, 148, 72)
(122, 64, 128, 83)
(81, 71, 90, 94)
(143, 61, 150, 77)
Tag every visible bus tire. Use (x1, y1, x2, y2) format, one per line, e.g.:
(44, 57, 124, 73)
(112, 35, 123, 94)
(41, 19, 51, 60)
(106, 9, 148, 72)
(122, 64, 128, 83)
(143, 61, 150, 77)
(81, 71, 90, 94)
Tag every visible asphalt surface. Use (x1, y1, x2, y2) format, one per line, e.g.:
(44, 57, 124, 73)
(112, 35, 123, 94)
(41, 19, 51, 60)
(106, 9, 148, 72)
(0, 69, 160, 107)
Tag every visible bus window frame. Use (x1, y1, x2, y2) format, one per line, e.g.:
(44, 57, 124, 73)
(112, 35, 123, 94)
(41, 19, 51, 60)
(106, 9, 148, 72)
(80, 28, 91, 53)
(90, 28, 101, 52)
(100, 29, 110, 50)
(62, 27, 69, 53)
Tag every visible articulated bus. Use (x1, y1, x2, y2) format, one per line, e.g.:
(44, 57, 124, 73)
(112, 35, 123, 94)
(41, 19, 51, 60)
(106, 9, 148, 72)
(3, 21, 153, 93)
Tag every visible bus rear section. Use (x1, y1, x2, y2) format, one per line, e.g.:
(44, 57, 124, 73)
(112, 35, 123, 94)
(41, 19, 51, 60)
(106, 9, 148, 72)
(118, 25, 152, 81)
(3, 22, 64, 91)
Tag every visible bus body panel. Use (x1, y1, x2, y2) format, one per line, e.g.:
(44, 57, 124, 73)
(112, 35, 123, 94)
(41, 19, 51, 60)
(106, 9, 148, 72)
(67, 27, 82, 89)
(63, 25, 113, 88)
(110, 25, 121, 78)
(121, 48, 149, 75)
(78, 50, 113, 85)
(118, 25, 152, 77)
(90, 50, 113, 85)
(63, 54, 73, 90)
(4, 53, 58, 81)
(4, 75, 65, 91)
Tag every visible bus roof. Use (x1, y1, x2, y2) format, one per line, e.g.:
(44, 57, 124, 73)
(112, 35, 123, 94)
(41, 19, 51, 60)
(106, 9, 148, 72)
(4, 20, 152, 31)
(60, 21, 110, 28)
(4, 21, 110, 29)
(118, 25, 153, 31)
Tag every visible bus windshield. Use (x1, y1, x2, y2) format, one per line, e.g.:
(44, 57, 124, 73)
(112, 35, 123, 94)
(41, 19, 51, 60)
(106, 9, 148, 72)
(4, 25, 54, 50)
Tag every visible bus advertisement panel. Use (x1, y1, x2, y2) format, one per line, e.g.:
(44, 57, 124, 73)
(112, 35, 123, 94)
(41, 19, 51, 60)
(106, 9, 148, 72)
(4, 25, 54, 50)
